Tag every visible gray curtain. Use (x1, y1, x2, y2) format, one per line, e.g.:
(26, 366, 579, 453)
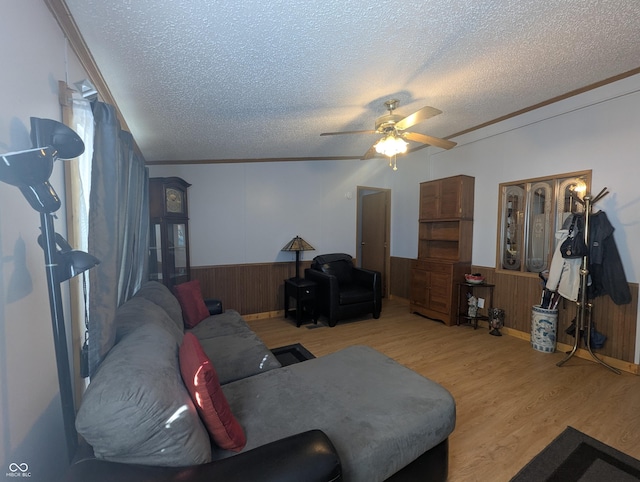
(87, 102, 149, 376)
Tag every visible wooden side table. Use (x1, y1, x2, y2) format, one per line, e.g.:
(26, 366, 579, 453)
(456, 282, 495, 329)
(284, 278, 318, 327)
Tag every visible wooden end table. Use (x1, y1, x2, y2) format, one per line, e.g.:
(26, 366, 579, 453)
(456, 282, 495, 329)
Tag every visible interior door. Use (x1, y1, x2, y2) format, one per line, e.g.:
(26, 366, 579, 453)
(360, 190, 389, 297)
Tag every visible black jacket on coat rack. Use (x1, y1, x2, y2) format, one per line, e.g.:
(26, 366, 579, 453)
(587, 211, 631, 305)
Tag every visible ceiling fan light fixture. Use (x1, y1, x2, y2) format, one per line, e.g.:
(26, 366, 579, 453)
(321, 100, 451, 162)
(375, 134, 408, 157)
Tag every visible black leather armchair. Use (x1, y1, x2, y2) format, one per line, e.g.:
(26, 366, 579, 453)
(305, 253, 381, 327)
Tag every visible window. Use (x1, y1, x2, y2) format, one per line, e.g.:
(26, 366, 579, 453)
(497, 171, 591, 274)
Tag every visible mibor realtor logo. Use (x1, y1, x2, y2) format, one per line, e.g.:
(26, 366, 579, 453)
(6, 463, 30, 478)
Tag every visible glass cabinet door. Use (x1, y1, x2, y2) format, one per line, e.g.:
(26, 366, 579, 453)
(526, 181, 553, 273)
(149, 223, 163, 281)
(167, 222, 188, 283)
(148, 220, 190, 287)
(500, 184, 525, 270)
(556, 176, 587, 231)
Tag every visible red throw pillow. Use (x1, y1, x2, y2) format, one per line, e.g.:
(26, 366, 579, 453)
(173, 280, 210, 328)
(179, 332, 247, 451)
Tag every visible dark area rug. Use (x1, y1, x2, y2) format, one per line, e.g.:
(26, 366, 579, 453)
(271, 343, 316, 366)
(511, 426, 640, 481)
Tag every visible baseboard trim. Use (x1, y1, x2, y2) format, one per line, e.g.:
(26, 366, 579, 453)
(475, 320, 639, 375)
(242, 310, 282, 321)
(241, 303, 639, 375)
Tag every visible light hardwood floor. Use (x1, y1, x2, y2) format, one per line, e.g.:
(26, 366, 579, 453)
(246, 298, 640, 481)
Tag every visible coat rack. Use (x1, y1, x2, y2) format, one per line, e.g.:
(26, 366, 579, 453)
(556, 187, 620, 374)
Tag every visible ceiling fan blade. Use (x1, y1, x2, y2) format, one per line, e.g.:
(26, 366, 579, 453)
(395, 106, 442, 131)
(403, 132, 457, 150)
(361, 144, 378, 160)
(320, 130, 376, 136)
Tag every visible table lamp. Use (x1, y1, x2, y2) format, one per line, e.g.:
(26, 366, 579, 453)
(281, 235, 315, 281)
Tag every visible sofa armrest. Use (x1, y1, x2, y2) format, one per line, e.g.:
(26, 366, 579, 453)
(64, 430, 341, 482)
(204, 298, 223, 315)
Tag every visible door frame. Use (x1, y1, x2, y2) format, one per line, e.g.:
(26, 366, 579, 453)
(356, 186, 391, 297)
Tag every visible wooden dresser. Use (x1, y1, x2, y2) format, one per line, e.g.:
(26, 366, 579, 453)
(410, 175, 474, 325)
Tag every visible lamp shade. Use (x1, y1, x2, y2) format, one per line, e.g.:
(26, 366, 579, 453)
(37, 232, 100, 282)
(281, 236, 315, 252)
(30, 117, 85, 160)
(281, 236, 315, 281)
(56, 250, 101, 282)
(0, 118, 85, 214)
(0, 147, 62, 213)
(375, 134, 408, 157)
(0, 147, 54, 186)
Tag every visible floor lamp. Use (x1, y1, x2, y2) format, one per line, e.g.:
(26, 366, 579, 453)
(0, 118, 99, 462)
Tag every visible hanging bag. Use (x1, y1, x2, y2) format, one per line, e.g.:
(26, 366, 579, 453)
(560, 215, 588, 259)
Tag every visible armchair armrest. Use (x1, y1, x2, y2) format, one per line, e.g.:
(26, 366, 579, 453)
(351, 267, 377, 287)
(304, 268, 339, 298)
(352, 267, 382, 317)
(304, 268, 341, 323)
(204, 298, 223, 315)
(64, 430, 342, 482)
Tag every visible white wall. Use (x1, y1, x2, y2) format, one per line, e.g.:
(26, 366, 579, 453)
(0, 2, 88, 479)
(149, 158, 397, 266)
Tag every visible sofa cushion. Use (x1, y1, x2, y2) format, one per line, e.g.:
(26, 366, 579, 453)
(219, 345, 456, 482)
(187, 309, 253, 340)
(179, 333, 247, 452)
(115, 296, 184, 344)
(198, 332, 282, 384)
(75, 323, 212, 466)
(187, 309, 281, 383)
(339, 285, 374, 305)
(173, 280, 210, 328)
(133, 281, 184, 331)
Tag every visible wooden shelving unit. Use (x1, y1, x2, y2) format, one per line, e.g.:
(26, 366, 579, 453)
(418, 219, 473, 261)
(410, 175, 474, 326)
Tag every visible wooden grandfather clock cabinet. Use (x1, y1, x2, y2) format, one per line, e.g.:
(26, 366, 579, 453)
(148, 177, 192, 288)
(410, 175, 474, 326)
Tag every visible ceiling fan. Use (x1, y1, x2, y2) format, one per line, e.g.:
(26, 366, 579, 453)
(321, 99, 456, 161)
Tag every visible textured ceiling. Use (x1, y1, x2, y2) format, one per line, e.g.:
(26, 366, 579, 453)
(61, 0, 640, 163)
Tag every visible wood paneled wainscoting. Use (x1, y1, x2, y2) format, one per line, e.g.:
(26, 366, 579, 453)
(194, 258, 638, 372)
(390, 256, 412, 299)
(391, 257, 639, 373)
(191, 261, 311, 319)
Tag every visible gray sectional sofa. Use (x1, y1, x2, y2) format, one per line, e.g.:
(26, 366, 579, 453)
(67, 281, 456, 481)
